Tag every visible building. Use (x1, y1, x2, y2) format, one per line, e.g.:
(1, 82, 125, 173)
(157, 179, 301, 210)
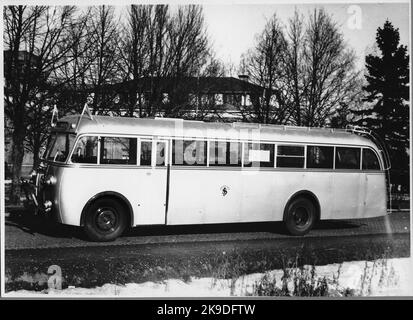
(97, 76, 264, 121)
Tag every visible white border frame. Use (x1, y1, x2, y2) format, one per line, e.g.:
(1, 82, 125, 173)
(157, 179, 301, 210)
(1, 0, 411, 299)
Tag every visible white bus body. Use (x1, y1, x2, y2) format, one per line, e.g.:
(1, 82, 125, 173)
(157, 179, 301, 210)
(26, 115, 389, 241)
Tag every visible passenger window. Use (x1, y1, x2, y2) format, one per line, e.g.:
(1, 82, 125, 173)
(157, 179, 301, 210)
(100, 137, 137, 165)
(362, 149, 381, 170)
(172, 140, 206, 166)
(209, 141, 242, 166)
(335, 147, 361, 169)
(140, 141, 152, 166)
(243, 143, 275, 167)
(276, 145, 305, 168)
(307, 146, 334, 169)
(71, 136, 98, 164)
(156, 141, 167, 166)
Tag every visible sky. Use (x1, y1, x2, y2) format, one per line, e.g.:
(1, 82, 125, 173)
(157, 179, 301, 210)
(3, 0, 411, 72)
(202, 1, 410, 71)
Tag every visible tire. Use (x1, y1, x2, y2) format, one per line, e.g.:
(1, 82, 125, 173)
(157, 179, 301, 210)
(284, 197, 316, 236)
(84, 198, 128, 242)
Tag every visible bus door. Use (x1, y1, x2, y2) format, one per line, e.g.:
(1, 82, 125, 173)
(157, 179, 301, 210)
(135, 139, 168, 225)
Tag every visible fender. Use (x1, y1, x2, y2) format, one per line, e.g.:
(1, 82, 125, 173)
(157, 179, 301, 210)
(80, 191, 134, 226)
(283, 190, 321, 221)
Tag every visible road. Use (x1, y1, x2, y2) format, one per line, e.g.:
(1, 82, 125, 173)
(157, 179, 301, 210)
(4, 209, 411, 291)
(4, 208, 411, 249)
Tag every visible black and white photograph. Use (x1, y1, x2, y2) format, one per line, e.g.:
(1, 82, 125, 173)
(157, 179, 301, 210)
(1, 0, 411, 300)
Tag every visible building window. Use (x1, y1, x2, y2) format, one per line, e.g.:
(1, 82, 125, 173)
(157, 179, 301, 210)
(276, 145, 305, 168)
(223, 94, 242, 105)
(243, 94, 252, 106)
(188, 93, 198, 106)
(162, 93, 169, 104)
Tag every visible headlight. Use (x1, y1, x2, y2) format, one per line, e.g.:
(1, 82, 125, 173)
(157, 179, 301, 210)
(44, 175, 57, 186)
(44, 200, 53, 212)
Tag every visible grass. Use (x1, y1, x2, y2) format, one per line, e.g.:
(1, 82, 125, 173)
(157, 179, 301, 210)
(203, 249, 400, 297)
(5, 236, 407, 295)
(5, 252, 401, 296)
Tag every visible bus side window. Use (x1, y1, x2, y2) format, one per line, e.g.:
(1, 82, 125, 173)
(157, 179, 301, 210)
(243, 143, 275, 167)
(209, 141, 242, 166)
(140, 141, 152, 166)
(71, 136, 98, 164)
(172, 140, 206, 166)
(307, 146, 334, 169)
(335, 147, 361, 169)
(100, 137, 137, 165)
(276, 145, 305, 168)
(362, 149, 381, 170)
(156, 141, 167, 166)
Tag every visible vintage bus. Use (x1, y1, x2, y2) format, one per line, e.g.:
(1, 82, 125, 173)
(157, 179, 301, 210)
(23, 114, 391, 241)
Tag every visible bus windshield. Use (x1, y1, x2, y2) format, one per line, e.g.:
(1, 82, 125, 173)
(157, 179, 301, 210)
(45, 132, 76, 163)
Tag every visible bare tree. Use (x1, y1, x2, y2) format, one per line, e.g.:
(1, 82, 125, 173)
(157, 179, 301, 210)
(24, 89, 56, 168)
(51, 8, 94, 114)
(180, 54, 227, 121)
(116, 5, 211, 118)
(163, 5, 210, 117)
(118, 5, 152, 117)
(240, 8, 362, 127)
(300, 9, 361, 126)
(118, 5, 171, 117)
(283, 10, 306, 126)
(240, 15, 289, 124)
(22, 10, 95, 172)
(4, 5, 78, 202)
(85, 5, 121, 114)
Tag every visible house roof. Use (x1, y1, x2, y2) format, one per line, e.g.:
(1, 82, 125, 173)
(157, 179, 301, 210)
(3, 50, 40, 65)
(107, 77, 264, 94)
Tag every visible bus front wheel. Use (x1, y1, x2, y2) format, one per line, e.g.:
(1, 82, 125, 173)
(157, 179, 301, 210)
(284, 197, 316, 236)
(84, 198, 127, 242)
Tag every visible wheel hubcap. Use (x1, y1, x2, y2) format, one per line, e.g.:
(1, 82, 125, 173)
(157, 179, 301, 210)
(293, 207, 309, 227)
(96, 208, 117, 231)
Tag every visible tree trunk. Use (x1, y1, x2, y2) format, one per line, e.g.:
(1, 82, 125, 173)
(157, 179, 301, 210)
(32, 137, 41, 170)
(9, 125, 26, 204)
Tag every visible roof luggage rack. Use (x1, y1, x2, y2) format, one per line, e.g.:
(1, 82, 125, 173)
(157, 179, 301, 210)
(345, 125, 391, 170)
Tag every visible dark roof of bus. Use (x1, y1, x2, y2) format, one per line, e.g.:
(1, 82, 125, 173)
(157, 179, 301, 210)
(56, 115, 378, 148)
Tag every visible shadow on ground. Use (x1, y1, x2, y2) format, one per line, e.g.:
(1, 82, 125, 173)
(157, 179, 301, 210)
(6, 207, 363, 242)
(5, 208, 85, 240)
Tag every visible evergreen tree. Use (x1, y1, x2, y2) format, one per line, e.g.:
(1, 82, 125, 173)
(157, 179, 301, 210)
(354, 20, 409, 191)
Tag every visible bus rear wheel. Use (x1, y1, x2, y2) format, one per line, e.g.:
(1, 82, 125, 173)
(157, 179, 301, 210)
(84, 198, 127, 242)
(284, 197, 316, 236)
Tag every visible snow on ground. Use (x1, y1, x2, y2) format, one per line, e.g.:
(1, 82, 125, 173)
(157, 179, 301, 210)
(6, 258, 413, 297)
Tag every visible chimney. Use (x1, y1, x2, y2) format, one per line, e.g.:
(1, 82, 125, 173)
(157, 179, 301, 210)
(238, 74, 249, 82)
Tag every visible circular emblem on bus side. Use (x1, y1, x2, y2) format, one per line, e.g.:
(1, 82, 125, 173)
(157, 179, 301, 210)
(220, 185, 230, 197)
